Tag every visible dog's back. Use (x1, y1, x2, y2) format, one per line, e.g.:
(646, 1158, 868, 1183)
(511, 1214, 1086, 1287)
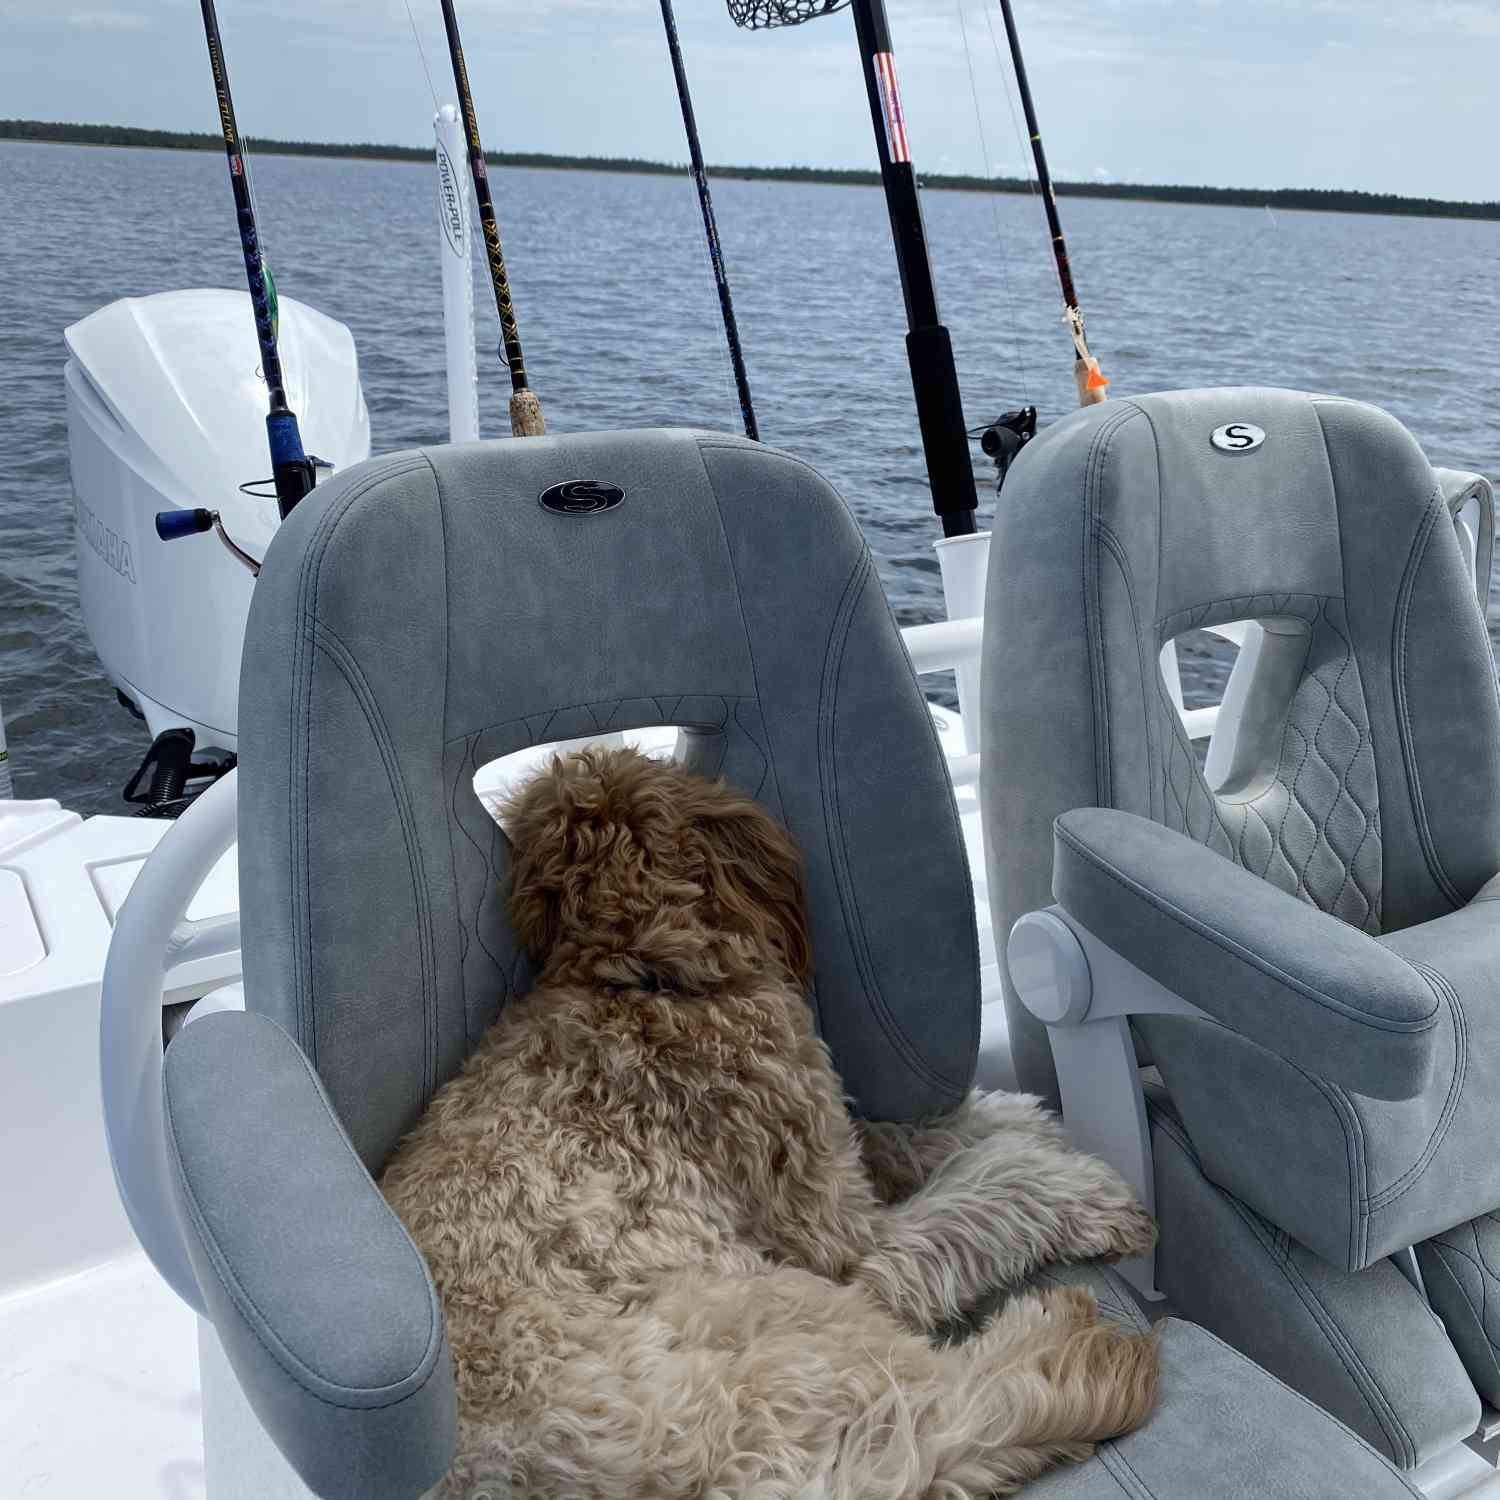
(381, 749, 1158, 1498)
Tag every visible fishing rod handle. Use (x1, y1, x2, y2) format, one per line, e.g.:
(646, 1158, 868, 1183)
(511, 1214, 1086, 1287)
(266, 412, 316, 517)
(509, 388, 545, 438)
(477, 202, 529, 392)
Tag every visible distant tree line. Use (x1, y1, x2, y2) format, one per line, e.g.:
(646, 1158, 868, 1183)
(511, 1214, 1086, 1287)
(5, 118, 1497, 223)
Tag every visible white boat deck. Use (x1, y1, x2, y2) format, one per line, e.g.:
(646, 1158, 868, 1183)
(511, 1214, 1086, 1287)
(0, 797, 241, 1497)
(2, 1250, 205, 1498)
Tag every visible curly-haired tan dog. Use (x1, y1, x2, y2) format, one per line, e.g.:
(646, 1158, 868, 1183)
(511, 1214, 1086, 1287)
(381, 747, 1157, 1499)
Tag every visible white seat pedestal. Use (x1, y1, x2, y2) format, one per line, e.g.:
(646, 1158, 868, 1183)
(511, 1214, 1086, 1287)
(1409, 1441, 1500, 1498)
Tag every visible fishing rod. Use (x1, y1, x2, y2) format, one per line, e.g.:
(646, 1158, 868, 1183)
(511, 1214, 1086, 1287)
(196, 0, 318, 517)
(437, 0, 545, 438)
(847, 0, 978, 535)
(726, 0, 977, 534)
(995, 0, 1107, 406)
(658, 0, 759, 441)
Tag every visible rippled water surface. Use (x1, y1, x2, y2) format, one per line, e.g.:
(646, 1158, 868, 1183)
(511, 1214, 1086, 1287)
(2, 139, 1497, 810)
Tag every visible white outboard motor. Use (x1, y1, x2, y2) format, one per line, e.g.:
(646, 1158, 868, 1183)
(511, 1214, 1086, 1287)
(64, 288, 370, 756)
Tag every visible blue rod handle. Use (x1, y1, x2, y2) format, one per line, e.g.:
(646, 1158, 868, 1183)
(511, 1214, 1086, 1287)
(155, 508, 216, 541)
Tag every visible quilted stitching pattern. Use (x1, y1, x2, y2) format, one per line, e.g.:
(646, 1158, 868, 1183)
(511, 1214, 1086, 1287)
(1417, 1215, 1500, 1407)
(1157, 591, 1322, 643)
(1157, 597, 1383, 934)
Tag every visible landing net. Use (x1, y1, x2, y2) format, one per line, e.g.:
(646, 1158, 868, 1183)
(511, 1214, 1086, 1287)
(725, 0, 848, 29)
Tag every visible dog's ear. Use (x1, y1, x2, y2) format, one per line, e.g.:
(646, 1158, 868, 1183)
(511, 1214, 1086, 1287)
(500, 756, 568, 963)
(691, 791, 813, 987)
(501, 751, 622, 964)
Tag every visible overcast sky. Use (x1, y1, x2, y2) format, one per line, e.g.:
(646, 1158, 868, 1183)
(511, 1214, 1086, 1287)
(3, 0, 1497, 200)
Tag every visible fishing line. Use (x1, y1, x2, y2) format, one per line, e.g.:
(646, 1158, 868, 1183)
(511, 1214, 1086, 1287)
(235, 134, 287, 406)
(403, 0, 441, 112)
(954, 0, 1031, 403)
(237, 132, 270, 283)
(982, 3, 1037, 210)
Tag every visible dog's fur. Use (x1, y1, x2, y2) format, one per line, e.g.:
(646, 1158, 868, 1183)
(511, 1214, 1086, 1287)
(381, 748, 1157, 1499)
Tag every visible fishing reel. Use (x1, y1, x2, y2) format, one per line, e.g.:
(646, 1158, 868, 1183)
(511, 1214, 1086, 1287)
(154, 457, 332, 577)
(971, 406, 1038, 494)
(154, 507, 262, 577)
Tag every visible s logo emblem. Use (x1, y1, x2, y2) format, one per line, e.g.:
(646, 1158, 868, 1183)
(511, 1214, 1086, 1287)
(538, 479, 626, 516)
(1210, 422, 1266, 454)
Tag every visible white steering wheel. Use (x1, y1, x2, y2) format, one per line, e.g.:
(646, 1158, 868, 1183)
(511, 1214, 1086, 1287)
(98, 768, 242, 1316)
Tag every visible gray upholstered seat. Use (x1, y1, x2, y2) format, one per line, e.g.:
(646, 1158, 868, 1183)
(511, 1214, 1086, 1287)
(987, 387, 1500, 1469)
(1025, 1268, 1422, 1500)
(162, 428, 1420, 1498)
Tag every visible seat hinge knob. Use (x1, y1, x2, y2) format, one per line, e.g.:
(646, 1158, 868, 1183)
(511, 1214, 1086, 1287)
(1008, 909, 1093, 1024)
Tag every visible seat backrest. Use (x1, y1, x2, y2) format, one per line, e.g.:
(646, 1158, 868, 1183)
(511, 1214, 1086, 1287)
(984, 388, 1500, 1101)
(238, 430, 977, 1168)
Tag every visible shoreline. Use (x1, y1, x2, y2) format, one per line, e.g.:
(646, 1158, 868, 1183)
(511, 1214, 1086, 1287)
(4, 119, 1497, 224)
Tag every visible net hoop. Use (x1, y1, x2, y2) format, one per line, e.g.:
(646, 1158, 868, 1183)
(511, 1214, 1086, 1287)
(726, 0, 849, 30)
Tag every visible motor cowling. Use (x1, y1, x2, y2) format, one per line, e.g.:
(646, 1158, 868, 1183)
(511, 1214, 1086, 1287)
(65, 289, 370, 753)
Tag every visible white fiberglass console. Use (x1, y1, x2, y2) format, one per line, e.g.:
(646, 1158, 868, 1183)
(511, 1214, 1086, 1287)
(64, 289, 370, 752)
(0, 798, 241, 1299)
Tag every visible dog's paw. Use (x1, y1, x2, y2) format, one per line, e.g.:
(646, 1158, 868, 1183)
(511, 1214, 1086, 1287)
(1037, 1288, 1159, 1441)
(1084, 1197, 1158, 1263)
(968, 1283, 1103, 1359)
(1037, 1283, 1102, 1328)
(1050, 1154, 1157, 1265)
(964, 1286, 1159, 1458)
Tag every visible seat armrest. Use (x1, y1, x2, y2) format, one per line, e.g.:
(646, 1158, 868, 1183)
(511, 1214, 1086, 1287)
(162, 1011, 455, 1500)
(1052, 808, 1440, 1100)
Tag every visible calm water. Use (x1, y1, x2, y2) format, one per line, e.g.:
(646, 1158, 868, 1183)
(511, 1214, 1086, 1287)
(2, 138, 1498, 811)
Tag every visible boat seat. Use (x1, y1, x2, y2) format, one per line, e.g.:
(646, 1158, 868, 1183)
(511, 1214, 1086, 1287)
(988, 386, 1500, 1467)
(162, 428, 1421, 1497)
(1022, 1267, 1422, 1500)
